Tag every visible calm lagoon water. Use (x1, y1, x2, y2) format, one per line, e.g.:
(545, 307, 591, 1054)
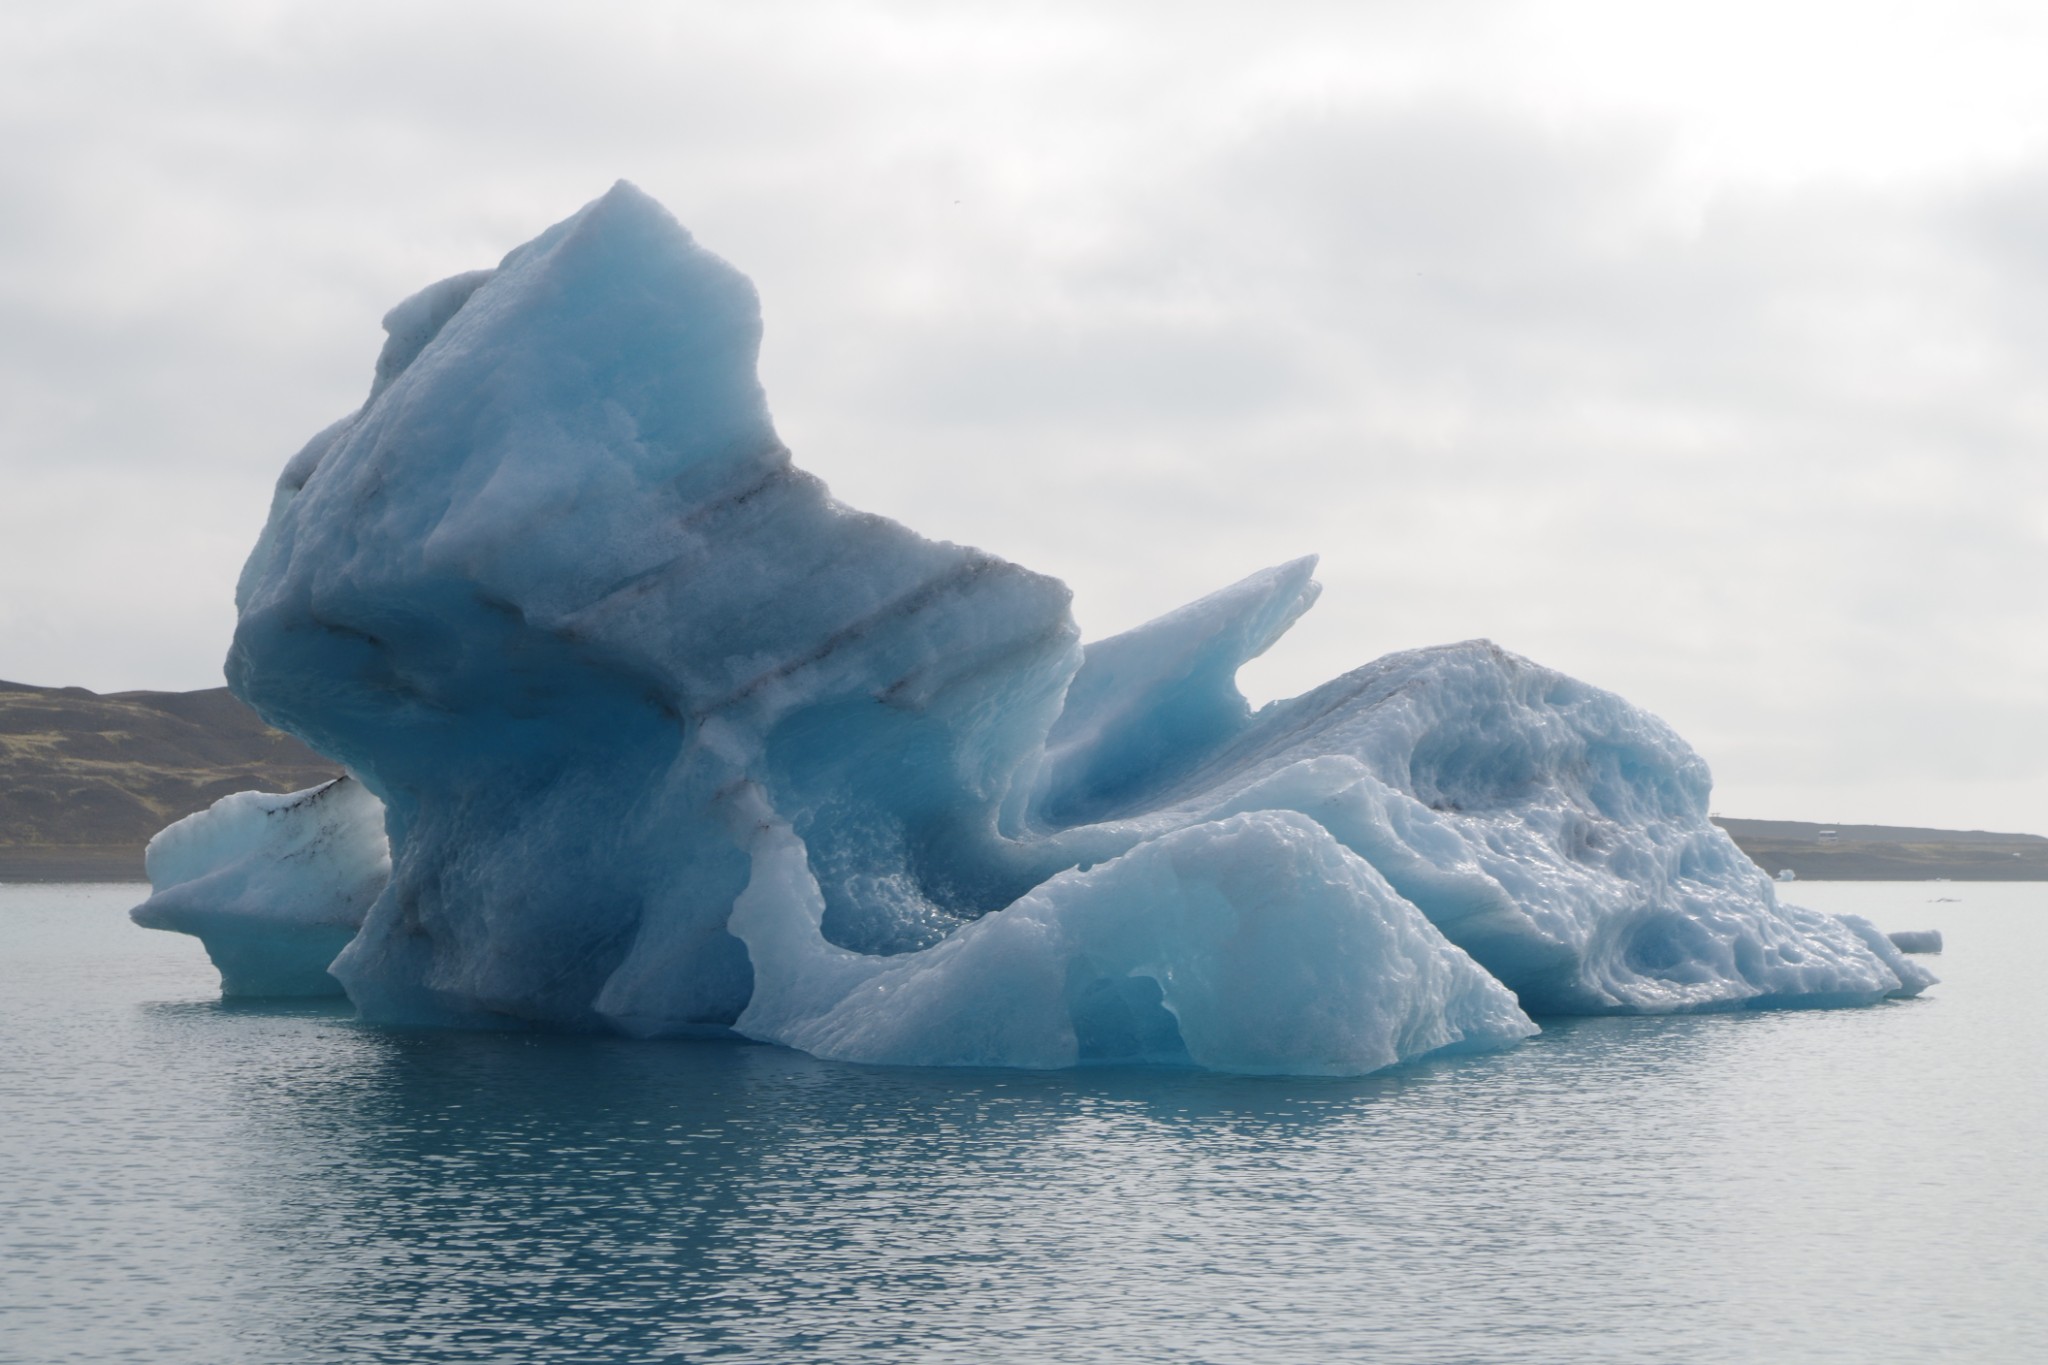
(2, 881, 2043, 1364)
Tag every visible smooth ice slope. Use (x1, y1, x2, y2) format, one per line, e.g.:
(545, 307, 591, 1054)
(191, 183, 1930, 1072)
(132, 777, 389, 996)
(731, 790, 1535, 1072)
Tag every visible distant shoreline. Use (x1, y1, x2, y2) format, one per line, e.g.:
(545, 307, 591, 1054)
(9, 821, 2048, 887)
(0, 845, 146, 883)
(0, 678, 340, 885)
(1712, 817, 2048, 882)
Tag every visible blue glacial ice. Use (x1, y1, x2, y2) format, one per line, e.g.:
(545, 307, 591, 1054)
(132, 182, 1934, 1072)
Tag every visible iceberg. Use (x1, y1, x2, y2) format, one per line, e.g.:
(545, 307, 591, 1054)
(135, 183, 1933, 1072)
(132, 776, 388, 997)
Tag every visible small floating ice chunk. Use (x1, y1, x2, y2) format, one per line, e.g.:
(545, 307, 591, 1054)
(130, 776, 390, 997)
(1887, 929, 1944, 955)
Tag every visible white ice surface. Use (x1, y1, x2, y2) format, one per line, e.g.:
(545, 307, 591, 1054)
(172, 183, 1932, 1071)
(131, 777, 389, 997)
(730, 787, 1534, 1073)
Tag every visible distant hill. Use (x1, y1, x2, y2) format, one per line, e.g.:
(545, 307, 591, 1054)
(0, 679, 341, 882)
(1714, 817, 2048, 881)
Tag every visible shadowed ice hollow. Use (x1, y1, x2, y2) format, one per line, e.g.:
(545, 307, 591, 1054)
(132, 183, 1934, 1074)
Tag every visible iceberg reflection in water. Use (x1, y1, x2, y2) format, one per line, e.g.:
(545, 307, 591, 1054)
(6, 883, 2042, 1363)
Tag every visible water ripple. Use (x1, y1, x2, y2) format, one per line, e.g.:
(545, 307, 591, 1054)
(1, 882, 2041, 1363)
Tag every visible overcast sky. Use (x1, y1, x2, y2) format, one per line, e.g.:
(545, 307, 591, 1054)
(3, 0, 2045, 833)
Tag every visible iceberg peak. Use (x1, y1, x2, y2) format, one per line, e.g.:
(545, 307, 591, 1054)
(1036, 555, 1322, 825)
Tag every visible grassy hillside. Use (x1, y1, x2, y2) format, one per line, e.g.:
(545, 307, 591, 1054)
(1714, 817, 2048, 881)
(0, 679, 341, 881)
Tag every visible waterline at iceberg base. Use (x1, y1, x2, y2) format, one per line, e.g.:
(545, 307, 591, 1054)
(132, 183, 1933, 1075)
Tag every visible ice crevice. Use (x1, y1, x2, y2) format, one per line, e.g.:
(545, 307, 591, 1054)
(132, 182, 1935, 1072)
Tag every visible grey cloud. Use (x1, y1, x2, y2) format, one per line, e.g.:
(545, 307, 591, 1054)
(0, 1, 2042, 833)
(793, 95, 2047, 831)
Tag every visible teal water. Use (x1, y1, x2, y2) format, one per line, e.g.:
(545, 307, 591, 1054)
(2, 881, 2042, 1364)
